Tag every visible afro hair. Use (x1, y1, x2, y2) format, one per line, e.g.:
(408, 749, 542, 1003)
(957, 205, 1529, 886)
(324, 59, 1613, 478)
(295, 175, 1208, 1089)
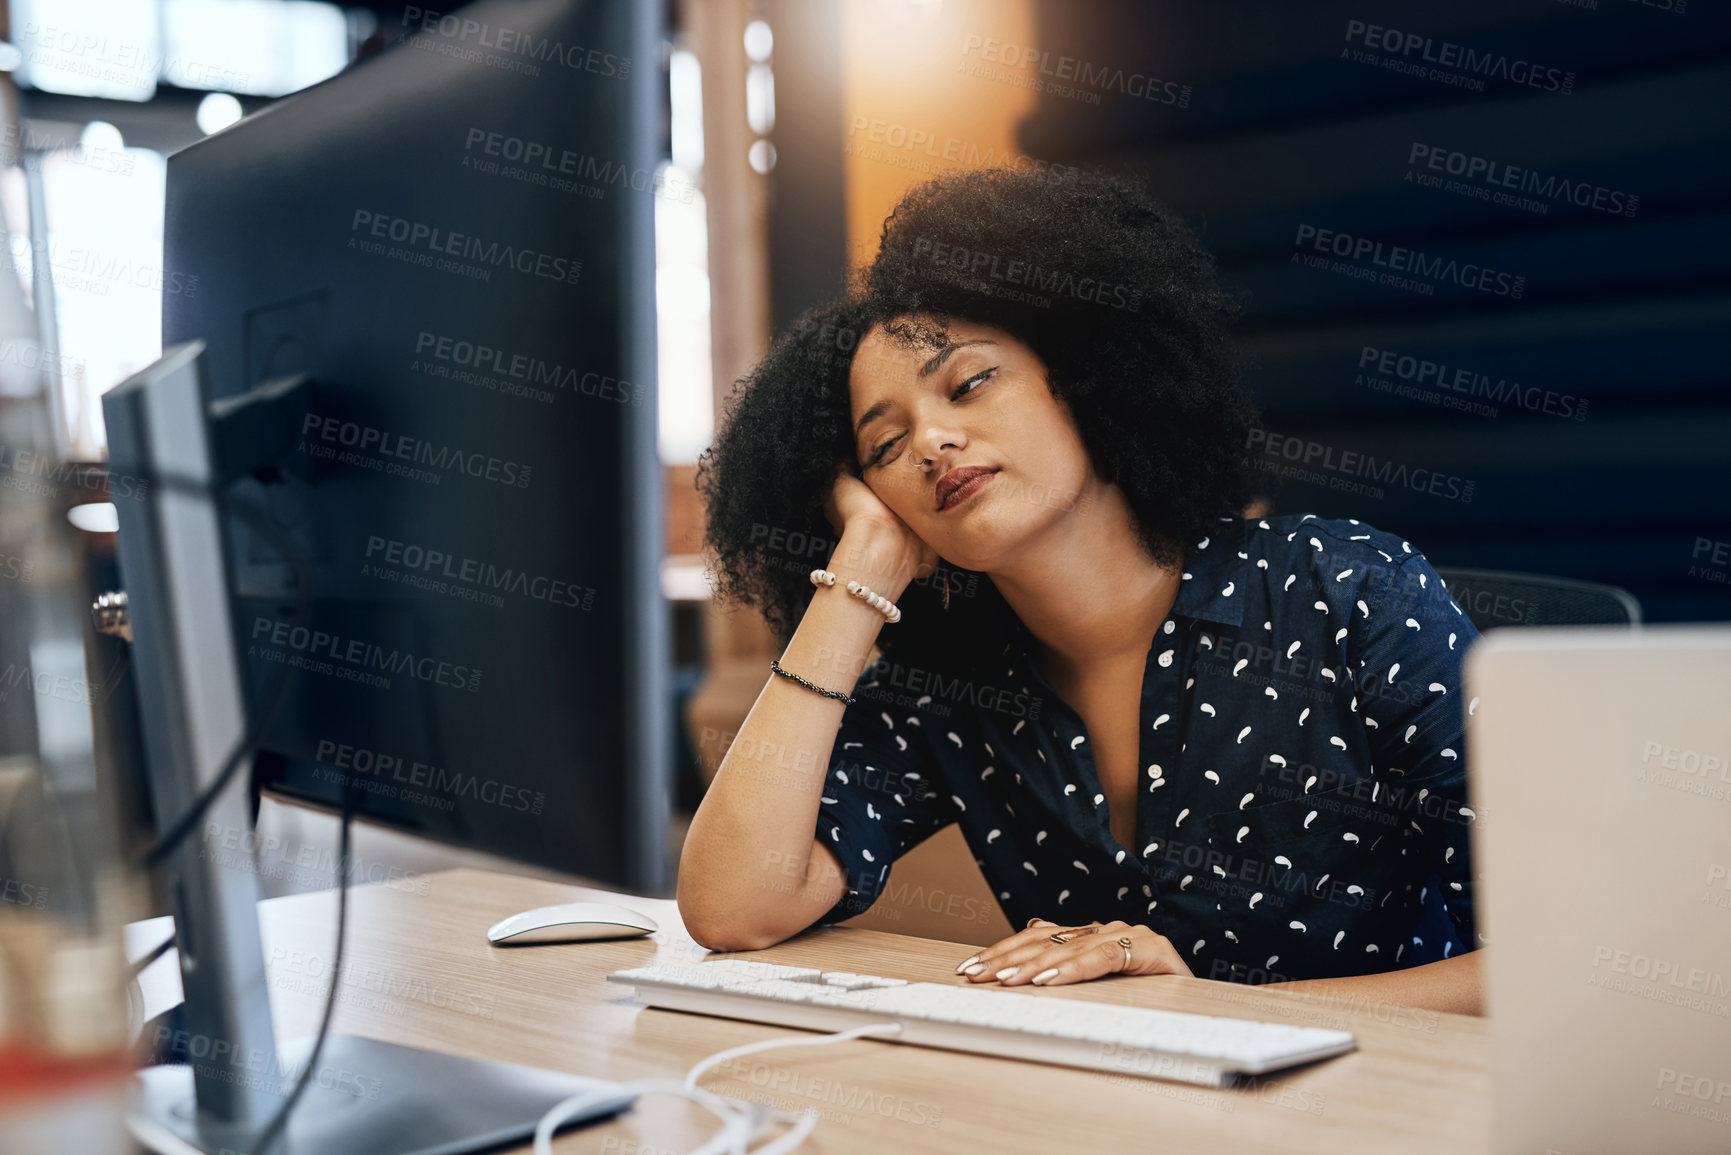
(694, 167, 1259, 685)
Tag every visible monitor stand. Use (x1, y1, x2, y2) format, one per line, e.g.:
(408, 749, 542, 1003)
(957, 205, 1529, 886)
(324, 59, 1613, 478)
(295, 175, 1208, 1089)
(130, 1034, 634, 1155)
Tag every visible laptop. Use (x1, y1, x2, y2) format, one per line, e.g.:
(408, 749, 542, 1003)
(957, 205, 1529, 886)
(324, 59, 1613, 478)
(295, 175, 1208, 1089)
(1466, 625, 1731, 1155)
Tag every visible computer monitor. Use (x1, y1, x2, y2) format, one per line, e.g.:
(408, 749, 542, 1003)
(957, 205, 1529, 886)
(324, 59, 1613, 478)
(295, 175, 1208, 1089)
(161, 0, 669, 892)
(104, 0, 668, 1149)
(108, 341, 640, 1155)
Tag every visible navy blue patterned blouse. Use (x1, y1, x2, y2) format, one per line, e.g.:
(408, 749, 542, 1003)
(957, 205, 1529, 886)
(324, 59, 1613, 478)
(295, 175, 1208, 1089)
(811, 513, 1484, 985)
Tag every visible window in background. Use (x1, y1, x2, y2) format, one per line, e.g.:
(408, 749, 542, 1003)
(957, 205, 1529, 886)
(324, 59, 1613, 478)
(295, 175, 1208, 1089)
(7, 8, 718, 464)
(2, 127, 168, 459)
(162, 0, 349, 97)
(12, 0, 347, 100)
(4, 0, 354, 459)
(656, 45, 714, 466)
(11, 0, 162, 101)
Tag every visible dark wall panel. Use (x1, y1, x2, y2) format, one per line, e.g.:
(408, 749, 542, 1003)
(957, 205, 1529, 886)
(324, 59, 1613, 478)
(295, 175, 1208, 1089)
(1022, 0, 1731, 623)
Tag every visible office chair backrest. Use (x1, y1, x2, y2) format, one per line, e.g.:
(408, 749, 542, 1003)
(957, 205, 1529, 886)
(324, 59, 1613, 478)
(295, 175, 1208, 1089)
(1433, 567, 1641, 631)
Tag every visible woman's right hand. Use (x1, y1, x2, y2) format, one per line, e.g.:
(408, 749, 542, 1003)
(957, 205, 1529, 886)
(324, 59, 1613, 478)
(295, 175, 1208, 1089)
(822, 462, 939, 588)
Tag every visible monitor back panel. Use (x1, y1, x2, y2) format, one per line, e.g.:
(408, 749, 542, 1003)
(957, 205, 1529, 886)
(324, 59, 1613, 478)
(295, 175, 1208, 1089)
(161, 0, 658, 886)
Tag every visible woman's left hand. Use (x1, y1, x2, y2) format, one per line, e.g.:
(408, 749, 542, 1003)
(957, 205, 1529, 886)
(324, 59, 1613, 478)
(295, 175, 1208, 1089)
(953, 919, 1195, 986)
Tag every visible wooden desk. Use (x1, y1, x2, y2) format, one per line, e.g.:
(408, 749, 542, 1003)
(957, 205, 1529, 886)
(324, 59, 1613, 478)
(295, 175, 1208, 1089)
(244, 867, 1491, 1154)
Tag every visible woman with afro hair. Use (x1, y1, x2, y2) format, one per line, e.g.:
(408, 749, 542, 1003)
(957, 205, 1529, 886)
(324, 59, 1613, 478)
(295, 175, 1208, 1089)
(679, 168, 1484, 1015)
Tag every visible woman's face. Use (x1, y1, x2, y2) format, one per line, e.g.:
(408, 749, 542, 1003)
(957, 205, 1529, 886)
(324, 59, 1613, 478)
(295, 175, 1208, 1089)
(847, 315, 1096, 572)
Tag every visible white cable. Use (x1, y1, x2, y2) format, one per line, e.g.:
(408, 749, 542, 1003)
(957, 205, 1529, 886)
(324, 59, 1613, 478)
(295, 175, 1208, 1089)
(532, 1078, 759, 1155)
(682, 1021, 903, 1093)
(531, 1021, 903, 1155)
(682, 1023, 903, 1155)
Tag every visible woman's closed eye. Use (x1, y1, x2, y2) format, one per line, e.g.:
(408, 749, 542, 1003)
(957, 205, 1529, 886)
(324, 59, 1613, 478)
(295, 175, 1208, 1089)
(864, 367, 997, 468)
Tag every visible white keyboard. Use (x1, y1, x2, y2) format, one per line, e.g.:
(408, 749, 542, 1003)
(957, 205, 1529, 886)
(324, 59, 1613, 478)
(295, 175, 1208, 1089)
(607, 960, 1354, 1088)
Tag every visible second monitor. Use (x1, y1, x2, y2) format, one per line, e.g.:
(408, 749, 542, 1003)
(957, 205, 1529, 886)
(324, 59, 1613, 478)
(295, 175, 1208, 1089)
(160, 0, 670, 891)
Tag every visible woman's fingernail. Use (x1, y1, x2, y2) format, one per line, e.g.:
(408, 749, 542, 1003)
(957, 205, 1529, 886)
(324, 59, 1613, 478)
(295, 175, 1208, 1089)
(995, 966, 1020, 982)
(955, 956, 980, 974)
(1031, 968, 1060, 985)
(962, 963, 986, 976)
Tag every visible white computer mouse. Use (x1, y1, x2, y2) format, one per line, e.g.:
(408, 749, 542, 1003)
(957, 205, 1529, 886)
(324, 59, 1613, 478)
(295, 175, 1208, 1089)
(486, 902, 660, 945)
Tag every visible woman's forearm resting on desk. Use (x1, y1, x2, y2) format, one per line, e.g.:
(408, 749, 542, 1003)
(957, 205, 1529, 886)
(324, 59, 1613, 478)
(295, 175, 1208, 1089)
(1263, 949, 1484, 1016)
(677, 524, 920, 953)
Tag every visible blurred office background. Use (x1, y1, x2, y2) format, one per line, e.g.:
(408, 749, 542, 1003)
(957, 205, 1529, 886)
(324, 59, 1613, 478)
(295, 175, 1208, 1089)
(0, 0, 1727, 937)
(1, 2, 1721, 1148)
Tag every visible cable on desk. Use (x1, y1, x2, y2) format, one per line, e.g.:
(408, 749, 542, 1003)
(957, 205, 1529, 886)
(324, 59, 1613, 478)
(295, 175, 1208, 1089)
(681, 1024, 908, 1155)
(531, 1021, 905, 1155)
(246, 789, 354, 1155)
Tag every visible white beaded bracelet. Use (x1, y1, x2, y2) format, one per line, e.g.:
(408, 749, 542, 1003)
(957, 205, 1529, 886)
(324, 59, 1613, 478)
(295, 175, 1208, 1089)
(809, 568, 901, 623)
